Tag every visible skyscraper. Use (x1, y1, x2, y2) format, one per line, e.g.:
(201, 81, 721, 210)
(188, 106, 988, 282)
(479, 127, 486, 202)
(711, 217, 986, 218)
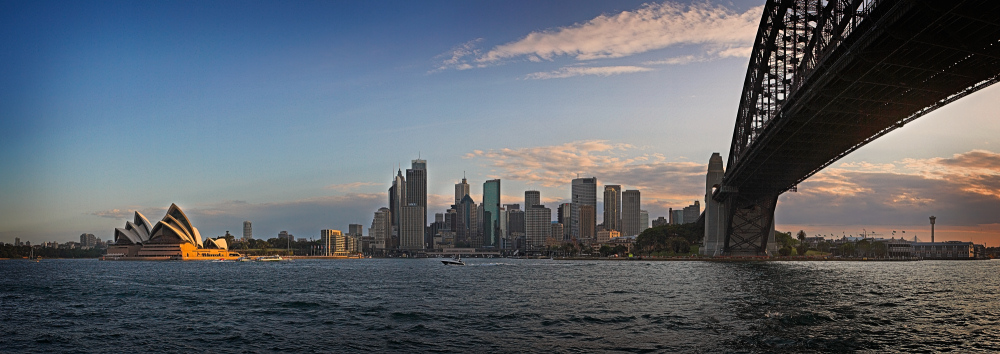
(639, 210, 649, 233)
(243, 220, 252, 240)
(557, 203, 572, 240)
(391, 169, 406, 231)
(571, 177, 597, 240)
(683, 201, 701, 224)
(483, 179, 501, 248)
(455, 176, 470, 205)
(603, 185, 621, 232)
(525, 190, 540, 209)
(525, 205, 551, 251)
(579, 205, 595, 243)
(457, 195, 478, 246)
(400, 204, 424, 250)
(348, 224, 363, 236)
(671, 209, 684, 225)
(406, 159, 427, 239)
(622, 190, 641, 236)
(371, 208, 391, 249)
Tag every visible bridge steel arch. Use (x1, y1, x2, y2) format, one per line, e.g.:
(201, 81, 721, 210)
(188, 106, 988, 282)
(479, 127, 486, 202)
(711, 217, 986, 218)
(713, 0, 1000, 255)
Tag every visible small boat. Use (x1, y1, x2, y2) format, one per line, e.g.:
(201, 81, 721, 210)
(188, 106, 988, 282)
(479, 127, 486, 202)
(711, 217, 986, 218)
(255, 255, 284, 262)
(441, 256, 465, 266)
(236, 256, 252, 262)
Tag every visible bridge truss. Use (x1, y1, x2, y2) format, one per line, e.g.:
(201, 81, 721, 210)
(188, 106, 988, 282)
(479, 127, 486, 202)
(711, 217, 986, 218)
(716, 0, 1000, 255)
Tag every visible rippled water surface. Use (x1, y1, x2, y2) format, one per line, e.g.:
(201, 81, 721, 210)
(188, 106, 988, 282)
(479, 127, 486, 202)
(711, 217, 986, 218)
(2, 259, 1000, 353)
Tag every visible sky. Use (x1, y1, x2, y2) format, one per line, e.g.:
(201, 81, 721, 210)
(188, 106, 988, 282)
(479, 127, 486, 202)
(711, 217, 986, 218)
(2, 0, 999, 245)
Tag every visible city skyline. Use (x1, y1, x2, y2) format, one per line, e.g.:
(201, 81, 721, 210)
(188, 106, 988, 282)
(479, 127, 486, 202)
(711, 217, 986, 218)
(3, 0, 1000, 245)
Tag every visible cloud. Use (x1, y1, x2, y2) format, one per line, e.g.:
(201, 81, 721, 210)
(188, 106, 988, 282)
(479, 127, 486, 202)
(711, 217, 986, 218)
(90, 206, 167, 219)
(431, 38, 484, 72)
(524, 65, 653, 80)
(325, 181, 381, 191)
(436, 2, 761, 71)
(465, 140, 707, 216)
(779, 150, 1000, 227)
(642, 45, 753, 65)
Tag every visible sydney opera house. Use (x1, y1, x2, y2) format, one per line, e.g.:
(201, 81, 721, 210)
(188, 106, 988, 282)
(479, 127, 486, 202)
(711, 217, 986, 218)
(103, 203, 241, 260)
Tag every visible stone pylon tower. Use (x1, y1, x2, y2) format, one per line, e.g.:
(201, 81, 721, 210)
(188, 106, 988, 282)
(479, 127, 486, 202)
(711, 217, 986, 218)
(703, 153, 725, 256)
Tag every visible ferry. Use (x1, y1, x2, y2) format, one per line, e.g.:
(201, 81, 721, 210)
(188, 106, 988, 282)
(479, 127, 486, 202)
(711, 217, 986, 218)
(255, 255, 285, 262)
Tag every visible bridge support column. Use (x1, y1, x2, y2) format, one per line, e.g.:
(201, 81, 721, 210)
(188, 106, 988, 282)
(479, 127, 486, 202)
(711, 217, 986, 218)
(721, 192, 779, 256)
(703, 153, 725, 256)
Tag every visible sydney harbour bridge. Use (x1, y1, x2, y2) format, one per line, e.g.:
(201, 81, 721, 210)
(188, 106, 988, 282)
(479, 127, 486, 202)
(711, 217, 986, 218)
(703, 0, 1000, 256)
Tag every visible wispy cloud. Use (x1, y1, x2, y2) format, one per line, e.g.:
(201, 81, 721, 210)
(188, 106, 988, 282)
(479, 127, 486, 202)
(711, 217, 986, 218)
(325, 181, 381, 192)
(437, 2, 761, 71)
(465, 140, 706, 210)
(524, 65, 653, 80)
(90, 206, 167, 220)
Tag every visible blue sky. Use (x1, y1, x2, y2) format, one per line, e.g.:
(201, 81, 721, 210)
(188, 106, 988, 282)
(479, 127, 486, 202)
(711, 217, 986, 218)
(3, 0, 999, 245)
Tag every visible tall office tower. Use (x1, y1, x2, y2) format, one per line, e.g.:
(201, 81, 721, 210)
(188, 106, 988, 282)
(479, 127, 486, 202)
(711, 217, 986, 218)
(371, 208, 391, 249)
(550, 223, 564, 243)
(457, 195, 478, 246)
(243, 220, 253, 240)
(391, 169, 406, 230)
(525, 205, 551, 251)
(640, 210, 649, 233)
(400, 204, 425, 250)
(483, 179, 501, 248)
(525, 190, 541, 209)
(671, 209, 684, 225)
(579, 205, 596, 243)
(703, 152, 725, 256)
(406, 159, 428, 236)
(445, 208, 457, 231)
(472, 204, 485, 248)
(571, 177, 597, 240)
(435, 213, 444, 224)
(683, 201, 701, 224)
(507, 208, 525, 235)
(621, 190, 641, 236)
(498, 206, 509, 248)
(14, 237, 20, 246)
(348, 224, 363, 236)
(557, 203, 572, 240)
(321, 229, 341, 256)
(603, 185, 622, 232)
(455, 176, 470, 205)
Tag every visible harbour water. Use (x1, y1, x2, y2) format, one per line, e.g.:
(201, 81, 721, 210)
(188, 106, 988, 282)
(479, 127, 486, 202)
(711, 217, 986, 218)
(2, 258, 999, 353)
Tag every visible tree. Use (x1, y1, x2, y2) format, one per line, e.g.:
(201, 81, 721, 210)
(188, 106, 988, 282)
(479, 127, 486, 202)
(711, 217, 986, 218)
(774, 231, 797, 249)
(778, 245, 793, 256)
(796, 230, 807, 243)
(838, 243, 856, 257)
(856, 239, 871, 257)
(870, 241, 888, 258)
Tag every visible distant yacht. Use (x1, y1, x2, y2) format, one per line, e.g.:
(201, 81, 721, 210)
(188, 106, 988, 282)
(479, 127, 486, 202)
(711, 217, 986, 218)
(441, 255, 465, 266)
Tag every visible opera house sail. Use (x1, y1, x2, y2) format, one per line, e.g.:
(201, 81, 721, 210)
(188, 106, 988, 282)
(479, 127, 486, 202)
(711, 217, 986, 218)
(103, 204, 241, 260)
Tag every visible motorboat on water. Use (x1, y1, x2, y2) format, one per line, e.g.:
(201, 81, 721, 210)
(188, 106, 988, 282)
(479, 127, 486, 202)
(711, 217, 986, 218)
(255, 255, 284, 262)
(236, 256, 252, 262)
(441, 256, 465, 266)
